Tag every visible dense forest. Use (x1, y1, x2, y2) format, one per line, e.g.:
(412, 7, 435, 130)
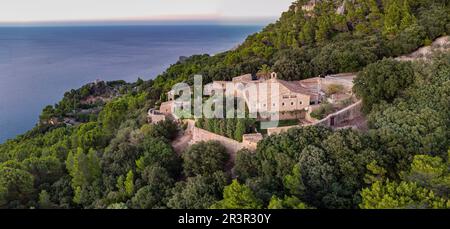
(0, 0, 449, 209)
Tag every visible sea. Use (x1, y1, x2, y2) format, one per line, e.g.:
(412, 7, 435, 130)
(0, 25, 262, 143)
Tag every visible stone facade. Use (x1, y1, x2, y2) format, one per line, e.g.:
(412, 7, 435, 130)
(147, 109, 167, 124)
(158, 72, 356, 122)
(277, 110, 306, 120)
(206, 72, 319, 121)
(253, 78, 313, 114)
(148, 114, 166, 124)
(159, 101, 174, 115)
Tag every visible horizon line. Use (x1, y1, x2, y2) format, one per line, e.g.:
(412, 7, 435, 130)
(0, 16, 278, 27)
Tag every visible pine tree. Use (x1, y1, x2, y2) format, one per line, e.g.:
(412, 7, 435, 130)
(226, 118, 236, 139)
(65, 148, 101, 191)
(299, 21, 315, 44)
(367, 0, 383, 32)
(196, 118, 204, 129)
(364, 160, 387, 185)
(219, 119, 226, 136)
(87, 149, 101, 181)
(211, 180, 262, 209)
(213, 119, 221, 134)
(38, 190, 53, 209)
(234, 119, 245, 142)
(315, 16, 332, 42)
(383, 0, 403, 37)
(116, 175, 125, 194)
(400, 0, 417, 30)
(360, 180, 449, 209)
(268, 196, 311, 209)
(125, 170, 135, 197)
(205, 118, 214, 132)
(283, 164, 306, 196)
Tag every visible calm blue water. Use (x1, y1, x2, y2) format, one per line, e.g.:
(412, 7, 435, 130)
(0, 25, 262, 143)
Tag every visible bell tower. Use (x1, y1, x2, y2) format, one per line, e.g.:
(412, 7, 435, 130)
(270, 72, 278, 79)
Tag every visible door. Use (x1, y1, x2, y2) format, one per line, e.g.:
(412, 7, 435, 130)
(330, 116, 335, 126)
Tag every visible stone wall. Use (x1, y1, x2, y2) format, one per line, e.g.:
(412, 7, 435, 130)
(242, 133, 263, 150)
(266, 101, 363, 136)
(321, 73, 356, 92)
(279, 110, 306, 120)
(314, 100, 362, 128)
(159, 101, 173, 115)
(148, 114, 166, 124)
(190, 125, 261, 161)
(191, 126, 243, 161)
(267, 125, 300, 136)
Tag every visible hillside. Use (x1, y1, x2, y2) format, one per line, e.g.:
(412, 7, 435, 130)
(152, 0, 450, 93)
(0, 0, 449, 209)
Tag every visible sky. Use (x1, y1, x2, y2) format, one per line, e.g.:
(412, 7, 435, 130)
(0, 0, 294, 25)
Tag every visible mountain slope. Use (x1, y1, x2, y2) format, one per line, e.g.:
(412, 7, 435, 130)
(152, 0, 450, 92)
(0, 0, 449, 209)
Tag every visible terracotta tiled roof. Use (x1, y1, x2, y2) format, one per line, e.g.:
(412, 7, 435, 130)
(232, 74, 253, 83)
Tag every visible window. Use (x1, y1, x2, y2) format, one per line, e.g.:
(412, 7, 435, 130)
(282, 102, 285, 106)
(290, 95, 297, 98)
(273, 103, 276, 107)
(299, 101, 303, 105)
(283, 95, 289, 99)
(291, 102, 294, 106)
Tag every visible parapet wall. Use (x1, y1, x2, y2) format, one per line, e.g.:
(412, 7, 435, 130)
(190, 126, 261, 161)
(321, 73, 356, 92)
(267, 101, 363, 136)
(267, 125, 300, 136)
(314, 100, 362, 127)
(159, 101, 174, 115)
(148, 114, 166, 124)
